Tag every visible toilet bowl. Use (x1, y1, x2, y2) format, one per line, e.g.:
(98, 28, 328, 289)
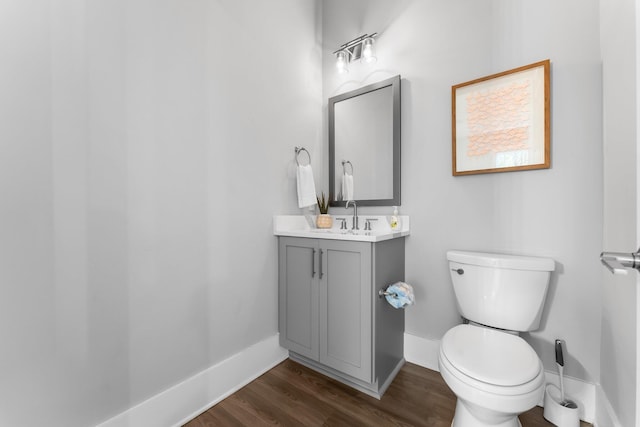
(440, 250, 555, 427)
(438, 324, 545, 427)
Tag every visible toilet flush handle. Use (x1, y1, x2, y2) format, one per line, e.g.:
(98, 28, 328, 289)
(451, 268, 464, 275)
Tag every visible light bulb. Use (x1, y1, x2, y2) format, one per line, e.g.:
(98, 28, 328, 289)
(361, 37, 377, 64)
(336, 50, 349, 73)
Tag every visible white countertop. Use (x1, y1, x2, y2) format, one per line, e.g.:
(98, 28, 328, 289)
(273, 215, 410, 242)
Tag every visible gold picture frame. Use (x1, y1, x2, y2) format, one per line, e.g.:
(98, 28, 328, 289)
(452, 60, 550, 176)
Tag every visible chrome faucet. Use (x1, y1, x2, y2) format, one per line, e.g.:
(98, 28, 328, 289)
(345, 200, 359, 230)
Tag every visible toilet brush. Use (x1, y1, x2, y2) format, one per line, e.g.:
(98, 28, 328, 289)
(555, 340, 578, 409)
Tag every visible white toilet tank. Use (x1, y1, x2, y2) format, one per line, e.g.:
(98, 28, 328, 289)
(447, 250, 555, 332)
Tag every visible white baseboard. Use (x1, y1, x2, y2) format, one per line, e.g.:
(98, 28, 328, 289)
(403, 333, 596, 424)
(595, 384, 623, 427)
(404, 332, 441, 371)
(97, 334, 288, 427)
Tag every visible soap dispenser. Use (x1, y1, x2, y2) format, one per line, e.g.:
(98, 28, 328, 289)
(390, 206, 401, 230)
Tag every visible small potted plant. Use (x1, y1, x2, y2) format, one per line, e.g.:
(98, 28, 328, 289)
(316, 192, 333, 229)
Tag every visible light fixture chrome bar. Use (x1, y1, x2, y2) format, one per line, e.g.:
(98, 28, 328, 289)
(333, 33, 377, 54)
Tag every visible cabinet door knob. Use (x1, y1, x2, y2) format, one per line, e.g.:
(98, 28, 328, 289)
(319, 249, 324, 279)
(312, 249, 316, 277)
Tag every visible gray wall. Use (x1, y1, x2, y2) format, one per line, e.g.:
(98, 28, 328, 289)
(0, 1, 321, 426)
(322, 0, 603, 382)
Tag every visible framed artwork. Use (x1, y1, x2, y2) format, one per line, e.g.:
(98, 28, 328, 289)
(452, 60, 550, 176)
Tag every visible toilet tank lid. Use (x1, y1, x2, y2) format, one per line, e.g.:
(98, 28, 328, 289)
(447, 250, 555, 272)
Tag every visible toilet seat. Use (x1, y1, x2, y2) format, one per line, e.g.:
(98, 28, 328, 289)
(440, 325, 543, 395)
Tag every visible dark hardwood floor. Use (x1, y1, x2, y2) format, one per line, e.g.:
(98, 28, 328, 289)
(184, 359, 591, 426)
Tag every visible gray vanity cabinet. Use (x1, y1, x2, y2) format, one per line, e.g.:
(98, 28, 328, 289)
(278, 236, 405, 398)
(278, 238, 319, 361)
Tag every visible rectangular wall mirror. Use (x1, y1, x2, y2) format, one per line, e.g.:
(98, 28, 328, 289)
(329, 75, 401, 207)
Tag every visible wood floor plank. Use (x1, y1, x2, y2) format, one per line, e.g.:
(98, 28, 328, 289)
(246, 374, 329, 425)
(184, 359, 592, 427)
(183, 407, 243, 427)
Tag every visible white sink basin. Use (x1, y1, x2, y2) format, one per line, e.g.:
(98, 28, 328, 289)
(273, 215, 409, 242)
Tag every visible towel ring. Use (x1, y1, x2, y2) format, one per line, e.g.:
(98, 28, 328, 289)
(295, 147, 311, 166)
(342, 160, 354, 175)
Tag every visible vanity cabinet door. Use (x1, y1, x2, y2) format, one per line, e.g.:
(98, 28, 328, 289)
(278, 237, 319, 361)
(318, 240, 372, 383)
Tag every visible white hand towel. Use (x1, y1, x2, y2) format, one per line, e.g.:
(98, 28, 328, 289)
(342, 173, 354, 201)
(296, 164, 317, 208)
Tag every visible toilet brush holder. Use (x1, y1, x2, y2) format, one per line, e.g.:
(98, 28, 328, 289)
(543, 384, 580, 427)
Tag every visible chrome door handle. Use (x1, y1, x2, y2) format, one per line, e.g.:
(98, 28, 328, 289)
(319, 249, 324, 279)
(312, 249, 316, 277)
(600, 249, 640, 275)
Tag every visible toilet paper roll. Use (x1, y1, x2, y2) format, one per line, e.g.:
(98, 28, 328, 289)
(383, 282, 414, 309)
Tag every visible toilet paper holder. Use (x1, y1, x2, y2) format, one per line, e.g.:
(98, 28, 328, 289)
(378, 289, 398, 298)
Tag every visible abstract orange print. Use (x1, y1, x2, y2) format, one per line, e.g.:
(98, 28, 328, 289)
(465, 80, 531, 157)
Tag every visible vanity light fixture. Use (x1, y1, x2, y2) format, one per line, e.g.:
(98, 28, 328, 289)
(334, 33, 378, 73)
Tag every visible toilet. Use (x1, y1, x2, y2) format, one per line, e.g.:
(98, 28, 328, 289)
(438, 250, 555, 427)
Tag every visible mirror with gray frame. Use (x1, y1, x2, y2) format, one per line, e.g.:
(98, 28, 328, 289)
(329, 75, 401, 207)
